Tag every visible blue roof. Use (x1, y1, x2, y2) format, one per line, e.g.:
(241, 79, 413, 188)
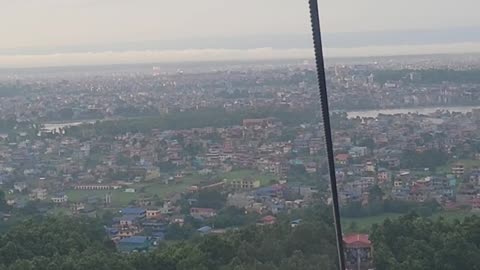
(197, 226, 212, 233)
(291, 219, 302, 224)
(105, 227, 119, 235)
(152, 232, 165, 239)
(120, 207, 146, 215)
(120, 215, 137, 221)
(119, 236, 148, 244)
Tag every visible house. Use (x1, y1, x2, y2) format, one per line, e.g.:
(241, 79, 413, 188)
(290, 219, 302, 228)
(364, 161, 376, 173)
(254, 185, 285, 199)
(452, 163, 465, 177)
(117, 236, 151, 253)
(227, 193, 254, 209)
(51, 193, 68, 204)
(343, 234, 372, 270)
(13, 182, 27, 193)
(377, 169, 390, 183)
(257, 215, 276, 225)
(79, 207, 97, 218)
(305, 162, 317, 174)
(120, 207, 146, 219)
(230, 178, 260, 190)
(190, 207, 217, 219)
(146, 209, 161, 219)
(119, 215, 137, 227)
(349, 146, 368, 158)
(152, 232, 165, 242)
(171, 215, 185, 226)
(197, 226, 212, 234)
(335, 154, 350, 165)
(29, 188, 47, 201)
(384, 158, 400, 169)
(471, 197, 480, 211)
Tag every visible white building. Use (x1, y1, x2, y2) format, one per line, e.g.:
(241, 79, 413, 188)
(51, 194, 68, 204)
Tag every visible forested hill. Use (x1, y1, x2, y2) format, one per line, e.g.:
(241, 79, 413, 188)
(371, 213, 480, 270)
(0, 205, 339, 270)
(3, 210, 480, 269)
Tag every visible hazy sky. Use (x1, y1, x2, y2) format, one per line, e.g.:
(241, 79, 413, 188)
(1, 0, 480, 67)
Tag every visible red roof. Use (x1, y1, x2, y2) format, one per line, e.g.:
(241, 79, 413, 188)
(261, 215, 276, 222)
(335, 154, 350, 161)
(343, 234, 371, 248)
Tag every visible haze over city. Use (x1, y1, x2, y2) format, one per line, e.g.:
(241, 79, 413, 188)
(2, 0, 480, 67)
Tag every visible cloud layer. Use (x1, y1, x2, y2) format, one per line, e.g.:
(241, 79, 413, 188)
(2, 42, 480, 68)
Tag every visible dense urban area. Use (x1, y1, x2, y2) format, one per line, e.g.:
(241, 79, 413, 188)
(2, 54, 480, 269)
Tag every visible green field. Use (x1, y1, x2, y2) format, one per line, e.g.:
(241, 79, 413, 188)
(342, 211, 477, 233)
(220, 169, 276, 185)
(436, 159, 480, 174)
(65, 170, 275, 208)
(65, 189, 138, 207)
(65, 174, 206, 207)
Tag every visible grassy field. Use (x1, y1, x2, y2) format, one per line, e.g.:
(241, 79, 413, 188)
(65, 169, 275, 208)
(436, 159, 480, 174)
(342, 210, 477, 233)
(65, 189, 138, 207)
(65, 174, 206, 207)
(220, 169, 276, 185)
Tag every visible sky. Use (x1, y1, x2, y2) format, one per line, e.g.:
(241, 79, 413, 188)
(1, 0, 480, 68)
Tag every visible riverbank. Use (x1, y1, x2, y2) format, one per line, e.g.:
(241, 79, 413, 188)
(40, 105, 480, 132)
(346, 105, 480, 118)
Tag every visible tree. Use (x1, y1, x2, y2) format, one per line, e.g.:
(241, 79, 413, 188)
(116, 153, 133, 166)
(372, 214, 480, 270)
(196, 190, 226, 210)
(0, 190, 8, 211)
(368, 185, 384, 203)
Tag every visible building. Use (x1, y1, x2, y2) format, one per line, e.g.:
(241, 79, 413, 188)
(343, 234, 373, 270)
(51, 193, 68, 204)
(257, 215, 276, 225)
(364, 161, 376, 173)
(120, 207, 146, 219)
(30, 188, 47, 201)
(146, 209, 161, 219)
(377, 168, 390, 183)
(74, 184, 121, 190)
(451, 163, 465, 177)
(290, 219, 302, 228)
(335, 154, 350, 165)
(13, 182, 27, 193)
(190, 207, 217, 219)
(230, 178, 261, 190)
(197, 226, 212, 235)
(117, 236, 151, 253)
(119, 215, 137, 227)
(349, 146, 368, 158)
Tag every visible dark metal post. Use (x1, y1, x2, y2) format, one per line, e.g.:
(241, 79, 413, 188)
(308, 0, 346, 269)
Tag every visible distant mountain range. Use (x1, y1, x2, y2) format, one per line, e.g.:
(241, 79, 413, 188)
(2, 27, 480, 55)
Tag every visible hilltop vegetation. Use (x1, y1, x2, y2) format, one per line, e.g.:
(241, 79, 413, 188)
(0, 205, 339, 270)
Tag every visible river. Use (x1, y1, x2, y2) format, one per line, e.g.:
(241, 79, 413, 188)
(41, 105, 480, 131)
(346, 105, 480, 119)
(42, 120, 97, 132)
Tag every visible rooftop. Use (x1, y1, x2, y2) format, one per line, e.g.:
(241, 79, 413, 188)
(118, 236, 149, 244)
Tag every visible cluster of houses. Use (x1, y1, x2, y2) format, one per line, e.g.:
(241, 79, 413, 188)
(102, 180, 315, 253)
(333, 110, 480, 210)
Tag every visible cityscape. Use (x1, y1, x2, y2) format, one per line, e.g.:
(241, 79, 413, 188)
(2, 0, 480, 269)
(1, 53, 480, 268)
